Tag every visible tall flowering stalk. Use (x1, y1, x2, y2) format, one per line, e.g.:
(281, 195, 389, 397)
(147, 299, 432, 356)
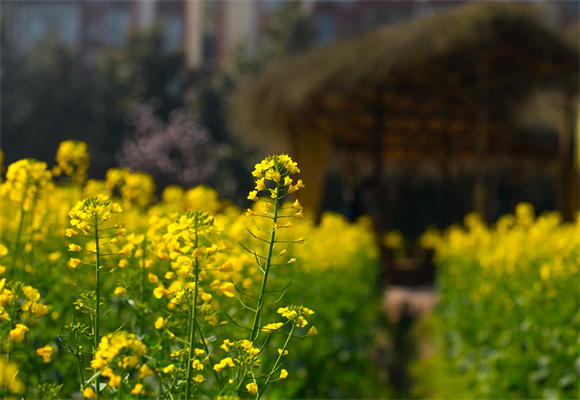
(67, 195, 124, 396)
(1, 159, 52, 280)
(226, 154, 316, 398)
(161, 210, 223, 400)
(244, 155, 305, 341)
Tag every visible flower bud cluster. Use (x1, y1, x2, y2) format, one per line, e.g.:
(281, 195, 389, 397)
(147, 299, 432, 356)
(277, 305, 315, 329)
(162, 211, 224, 278)
(67, 195, 124, 268)
(0, 280, 50, 337)
(217, 339, 261, 371)
(247, 154, 304, 202)
(53, 140, 90, 185)
(89, 330, 147, 391)
(1, 159, 53, 211)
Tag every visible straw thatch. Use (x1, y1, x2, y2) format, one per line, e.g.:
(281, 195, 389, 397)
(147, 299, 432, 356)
(234, 2, 578, 161)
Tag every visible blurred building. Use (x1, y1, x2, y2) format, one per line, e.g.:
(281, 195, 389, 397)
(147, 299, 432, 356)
(310, 0, 579, 44)
(2, 0, 185, 63)
(3, 1, 577, 71)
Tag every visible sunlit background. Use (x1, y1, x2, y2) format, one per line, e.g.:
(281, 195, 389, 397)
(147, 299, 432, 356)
(1, 0, 579, 399)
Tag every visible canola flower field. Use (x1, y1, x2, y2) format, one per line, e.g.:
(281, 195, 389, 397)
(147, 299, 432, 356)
(3, 139, 577, 400)
(0, 141, 384, 400)
(413, 205, 579, 400)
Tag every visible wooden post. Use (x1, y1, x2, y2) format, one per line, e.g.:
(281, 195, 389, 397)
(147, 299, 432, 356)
(373, 86, 385, 231)
(558, 93, 575, 219)
(474, 104, 487, 219)
(572, 101, 580, 216)
(291, 125, 330, 217)
(473, 63, 487, 220)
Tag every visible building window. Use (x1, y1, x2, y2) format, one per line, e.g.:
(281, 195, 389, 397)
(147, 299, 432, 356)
(363, 5, 412, 29)
(566, 0, 580, 16)
(24, 3, 80, 49)
(316, 13, 335, 44)
(161, 14, 183, 52)
(265, 0, 284, 15)
(107, 7, 130, 47)
(85, 17, 99, 42)
(203, 34, 217, 65)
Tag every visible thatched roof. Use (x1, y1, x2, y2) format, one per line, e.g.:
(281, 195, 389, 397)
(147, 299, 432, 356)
(234, 2, 578, 162)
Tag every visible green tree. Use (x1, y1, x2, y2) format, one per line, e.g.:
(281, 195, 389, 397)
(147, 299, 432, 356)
(196, 1, 316, 203)
(1, 27, 191, 179)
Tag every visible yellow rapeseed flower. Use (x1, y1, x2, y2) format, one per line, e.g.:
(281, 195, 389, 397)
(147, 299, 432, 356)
(220, 339, 231, 352)
(220, 282, 235, 297)
(247, 191, 258, 201)
(192, 359, 204, 370)
(37, 344, 53, 362)
(10, 324, 29, 342)
(83, 387, 98, 399)
(113, 287, 126, 296)
(308, 326, 318, 336)
(255, 178, 266, 191)
(139, 364, 154, 379)
(153, 286, 171, 299)
(68, 244, 81, 252)
(262, 322, 284, 333)
(65, 229, 79, 237)
(130, 383, 145, 395)
(155, 317, 166, 329)
(246, 382, 258, 395)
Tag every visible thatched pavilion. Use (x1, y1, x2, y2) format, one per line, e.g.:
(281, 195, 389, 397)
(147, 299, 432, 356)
(234, 2, 578, 230)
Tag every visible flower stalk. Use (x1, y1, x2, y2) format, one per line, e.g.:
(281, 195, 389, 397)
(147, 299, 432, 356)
(185, 214, 199, 400)
(249, 181, 279, 341)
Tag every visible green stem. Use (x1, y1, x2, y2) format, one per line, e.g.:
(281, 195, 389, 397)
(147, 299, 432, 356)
(158, 368, 163, 399)
(195, 323, 223, 390)
(75, 336, 85, 390)
(257, 324, 295, 400)
(8, 180, 29, 280)
(6, 292, 19, 362)
(94, 214, 101, 396)
(185, 215, 199, 400)
(140, 240, 146, 336)
(235, 367, 248, 392)
(249, 182, 280, 341)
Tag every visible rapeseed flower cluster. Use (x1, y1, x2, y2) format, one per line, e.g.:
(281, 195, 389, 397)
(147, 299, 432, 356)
(0, 359, 24, 394)
(414, 204, 579, 399)
(1, 159, 53, 210)
(90, 331, 147, 371)
(0, 141, 393, 399)
(53, 140, 90, 185)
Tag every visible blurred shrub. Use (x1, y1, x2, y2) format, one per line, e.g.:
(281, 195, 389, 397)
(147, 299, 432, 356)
(412, 204, 579, 399)
(117, 102, 227, 191)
